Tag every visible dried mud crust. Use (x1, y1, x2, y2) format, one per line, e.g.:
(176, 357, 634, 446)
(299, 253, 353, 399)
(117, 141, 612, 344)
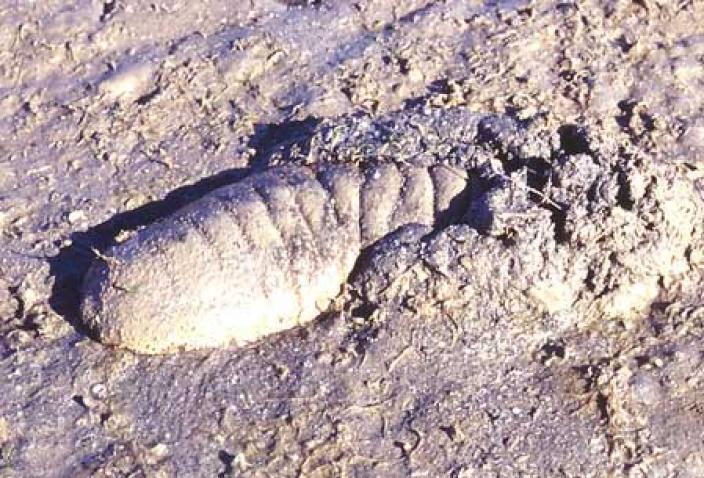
(2, 0, 704, 477)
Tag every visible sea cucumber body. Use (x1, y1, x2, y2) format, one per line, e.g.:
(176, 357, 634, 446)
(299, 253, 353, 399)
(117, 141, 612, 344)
(81, 163, 468, 354)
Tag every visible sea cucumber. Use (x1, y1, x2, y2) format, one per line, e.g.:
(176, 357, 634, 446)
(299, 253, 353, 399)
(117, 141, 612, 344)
(80, 162, 469, 354)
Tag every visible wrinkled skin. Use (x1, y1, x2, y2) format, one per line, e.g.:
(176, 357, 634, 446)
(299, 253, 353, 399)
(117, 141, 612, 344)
(81, 160, 469, 354)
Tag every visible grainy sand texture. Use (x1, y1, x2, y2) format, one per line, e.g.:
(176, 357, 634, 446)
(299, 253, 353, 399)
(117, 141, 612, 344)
(2, 1, 704, 476)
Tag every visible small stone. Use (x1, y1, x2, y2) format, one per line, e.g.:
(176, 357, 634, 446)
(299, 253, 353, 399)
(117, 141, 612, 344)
(90, 383, 108, 400)
(145, 443, 169, 465)
(98, 62, 156, 103)
(115, 229, 135, 244)
(123, 194, 148, 210)
(67, 210, 86, 225)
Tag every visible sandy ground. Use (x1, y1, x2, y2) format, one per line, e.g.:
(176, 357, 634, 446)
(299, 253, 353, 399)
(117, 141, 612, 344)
(2, 0, 704, 476)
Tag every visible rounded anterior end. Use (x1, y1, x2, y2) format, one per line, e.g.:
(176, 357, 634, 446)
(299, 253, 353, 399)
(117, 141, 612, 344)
(80, 229, 352, 354)
(79, 168, 360, 355)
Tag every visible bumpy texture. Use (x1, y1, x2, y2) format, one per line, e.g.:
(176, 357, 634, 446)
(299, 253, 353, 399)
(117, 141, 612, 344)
(81, 158, 469, 353)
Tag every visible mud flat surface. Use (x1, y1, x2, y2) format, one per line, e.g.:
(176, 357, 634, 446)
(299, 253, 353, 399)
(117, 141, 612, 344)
(2, 1, 704, 476)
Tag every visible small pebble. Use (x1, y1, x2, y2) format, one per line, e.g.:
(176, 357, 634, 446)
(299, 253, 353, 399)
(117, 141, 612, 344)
(67, 209, 86, 225)
(90, 383, 108, 400)
(98, 62, 155, 102)
(145, 443, 169, 465)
